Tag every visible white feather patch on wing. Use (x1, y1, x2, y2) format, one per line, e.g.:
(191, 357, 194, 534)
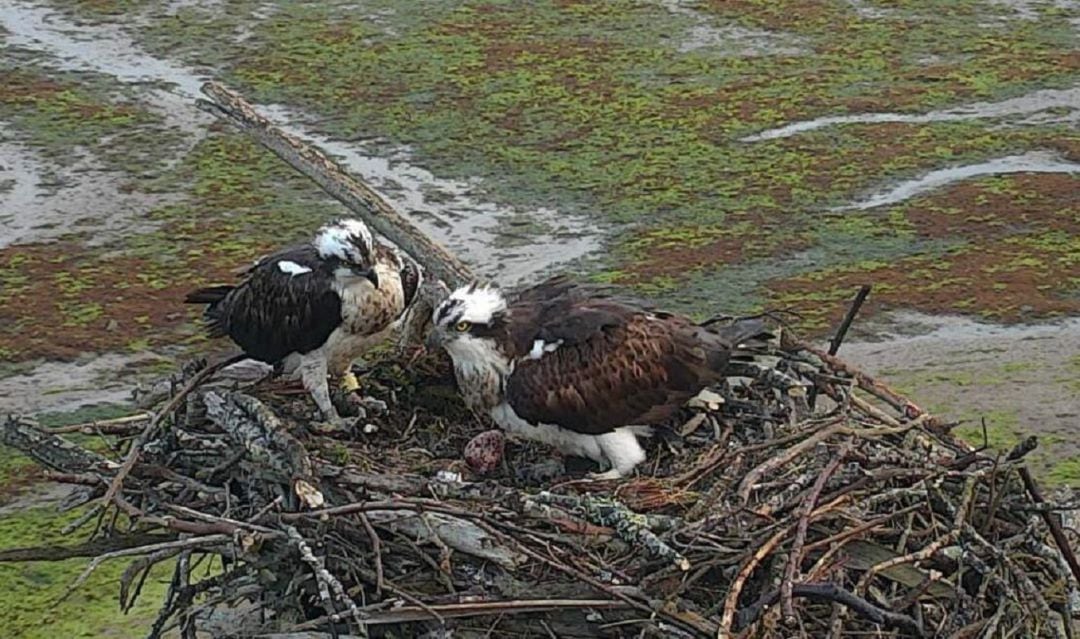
(277, 260, 313, 276)
(527, 338, 563, 360)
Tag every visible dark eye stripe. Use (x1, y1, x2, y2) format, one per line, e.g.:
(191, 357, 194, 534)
(435, 299, 463, 324)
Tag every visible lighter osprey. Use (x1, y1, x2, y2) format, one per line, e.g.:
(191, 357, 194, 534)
(185, 218, 421, 424)
(426, 276, 771, 480)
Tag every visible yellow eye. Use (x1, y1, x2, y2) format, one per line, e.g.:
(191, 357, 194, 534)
(455, 321, 471, 332)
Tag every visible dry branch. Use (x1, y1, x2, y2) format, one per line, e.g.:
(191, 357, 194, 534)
(197, 81, 471, 289)
(4, 332, 1076, 638)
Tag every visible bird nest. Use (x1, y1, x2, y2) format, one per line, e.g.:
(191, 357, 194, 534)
(2, 335, 1079, 639)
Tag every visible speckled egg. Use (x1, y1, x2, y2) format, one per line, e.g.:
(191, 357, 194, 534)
(464, 429, 505, 475)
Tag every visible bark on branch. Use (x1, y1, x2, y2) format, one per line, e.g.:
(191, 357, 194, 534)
(195, 81, 472, 290)
(1, 415, 117, 475)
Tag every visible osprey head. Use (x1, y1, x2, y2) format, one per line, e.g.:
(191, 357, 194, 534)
(426, 282, 508, 357)
(314, 218, 379, 288)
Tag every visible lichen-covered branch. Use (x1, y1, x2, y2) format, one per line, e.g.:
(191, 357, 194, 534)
(1, 415, 117, 474)
(196, 81, 471, 290)
(528, 491, 690, 571)
(203, 390, 324, 509)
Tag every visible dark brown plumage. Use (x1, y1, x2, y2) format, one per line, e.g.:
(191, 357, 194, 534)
(501, 283, 770, 435)
(427, 275, 772, 479)
(183, 219, 420, 424)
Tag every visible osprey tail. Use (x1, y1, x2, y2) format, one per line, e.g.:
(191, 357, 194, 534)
(184, 285, 233, 305)
(184, 285, 234, 338)
(697, 317, 776, 371)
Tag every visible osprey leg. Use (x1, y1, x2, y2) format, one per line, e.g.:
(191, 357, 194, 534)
(588, 429, 646, 481)
(298, 354, 339, 422)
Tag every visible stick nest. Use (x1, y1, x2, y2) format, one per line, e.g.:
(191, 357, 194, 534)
(2, 336, 1078, 639)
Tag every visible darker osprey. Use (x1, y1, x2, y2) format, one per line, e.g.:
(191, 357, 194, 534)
(425, 276, 772, 480)
(185, 218, 422, 424)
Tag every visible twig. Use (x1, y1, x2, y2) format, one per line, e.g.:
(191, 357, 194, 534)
(719, 497, 847, 633)
(56, 535, 232, 604)
(43, 412, 153, 435)
(101, 355, 244, 510)
(1018, 466, 1080, 586)
(0, 533, 178, 562)
(796, 342, 926, 420)
(781, 442, 849, 619)
(471, 518, 712, 637)
(294, 599, 631, 627)
(736, 421, 845, 503)
(855, 475, 978, 596)
(809, 285, 871, 410)
(828, 285, 872, 356)
(734, 582, 925, 636)
(286, 525, 365, 628)
(358, 513, 384, 597)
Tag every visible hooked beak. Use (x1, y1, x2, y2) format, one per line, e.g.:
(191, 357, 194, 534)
(353, 266, 380, 289)
(424, 328, 443, 352)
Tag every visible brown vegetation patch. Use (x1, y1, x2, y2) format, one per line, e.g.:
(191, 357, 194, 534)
(769, 237, 1080, 333)
(701, 0, 845, 32)
(618, 214, 811, 283)
(998, 51, 1080, 82)
(840, 79, 975, 113)
(0, 466, 45, 506)
(1047, 137, 1080, 163)
(480, 37, 614, 81)
(0, 70, 65, 103)
(0, 243, 240, 362)
(904, 173, 1080, 241)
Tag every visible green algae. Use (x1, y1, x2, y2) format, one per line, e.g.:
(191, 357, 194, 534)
(0, 507, 172, 639)
(0, 404, 169, 639)
(0, 52, 182, 172)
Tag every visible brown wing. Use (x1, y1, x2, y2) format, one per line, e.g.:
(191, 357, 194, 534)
(504, 312, 719, 434)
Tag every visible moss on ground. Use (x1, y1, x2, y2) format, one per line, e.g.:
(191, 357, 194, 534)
(0, 404, 170, 639)
(162, 0, 1078, 330)
(0, 51, 182, 172)
(10, 0, 1075, 345)
(0, 506, 172, 639)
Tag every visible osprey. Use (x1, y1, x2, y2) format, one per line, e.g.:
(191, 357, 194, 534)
(185, 218, 422, 424)
(425, 276, 772, 480)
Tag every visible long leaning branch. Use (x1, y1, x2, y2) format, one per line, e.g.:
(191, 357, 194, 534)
(195, 81, 473, 290)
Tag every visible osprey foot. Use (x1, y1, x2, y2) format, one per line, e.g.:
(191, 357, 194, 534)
(309, 415, 356, 436)
(357, 396, 388, 415)
(585, 468, 627, 482)
(331, 387, 366, 419)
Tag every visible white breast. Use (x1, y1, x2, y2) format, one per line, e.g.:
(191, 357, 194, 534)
(324, 263, 406, 375)
(489, 403, 604, 464)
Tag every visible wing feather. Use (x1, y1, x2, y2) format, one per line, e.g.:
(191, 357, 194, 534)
(505, 313, 716, 434)
(208, 246, 341, 363)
